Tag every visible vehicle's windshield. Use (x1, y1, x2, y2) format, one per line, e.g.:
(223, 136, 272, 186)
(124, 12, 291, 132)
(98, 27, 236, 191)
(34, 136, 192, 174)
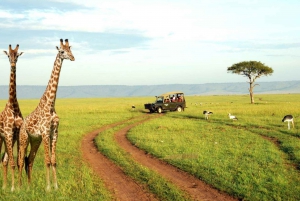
(156, 96, 164, 103)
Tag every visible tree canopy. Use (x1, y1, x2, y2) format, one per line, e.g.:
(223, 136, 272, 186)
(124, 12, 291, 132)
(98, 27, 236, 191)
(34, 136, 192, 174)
(227, 61, 274, 82)
(227, 61, 274, 103)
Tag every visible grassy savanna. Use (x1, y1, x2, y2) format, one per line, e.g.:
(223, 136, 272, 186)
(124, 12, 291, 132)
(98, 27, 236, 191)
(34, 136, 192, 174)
(128, 94, 300, 200)
(0, 94, 299, 200)
(0, 97, 148, 201)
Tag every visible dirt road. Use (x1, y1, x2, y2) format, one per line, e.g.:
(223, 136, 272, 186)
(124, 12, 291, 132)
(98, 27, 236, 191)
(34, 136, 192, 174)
(81, 115, 237, 200)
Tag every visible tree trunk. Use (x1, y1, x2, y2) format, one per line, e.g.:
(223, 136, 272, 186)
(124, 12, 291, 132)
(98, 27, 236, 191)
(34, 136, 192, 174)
(249, 82, 254, 104)
(250, 91, 254, 104)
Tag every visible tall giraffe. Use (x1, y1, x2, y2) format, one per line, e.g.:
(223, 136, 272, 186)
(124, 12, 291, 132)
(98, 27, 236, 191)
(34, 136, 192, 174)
(18, 39, 75, 191)
(0, 44, 23, 191)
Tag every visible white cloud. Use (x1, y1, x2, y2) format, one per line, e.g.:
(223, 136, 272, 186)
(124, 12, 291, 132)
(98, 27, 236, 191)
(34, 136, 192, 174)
(0, 0, 300, 86)
(0, 10, 24, 19)
(3, 0, 300, 43)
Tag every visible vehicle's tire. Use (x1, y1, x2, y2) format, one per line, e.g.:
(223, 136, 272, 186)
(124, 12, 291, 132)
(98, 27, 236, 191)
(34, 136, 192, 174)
(149, 109, 154, 113)
(157, 107, 162, 114)
(177, 106, 182, 112)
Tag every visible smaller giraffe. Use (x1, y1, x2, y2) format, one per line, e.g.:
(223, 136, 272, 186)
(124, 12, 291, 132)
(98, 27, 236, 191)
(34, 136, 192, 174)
(0, 44, 23, 191)
(18, 39, 75, 191)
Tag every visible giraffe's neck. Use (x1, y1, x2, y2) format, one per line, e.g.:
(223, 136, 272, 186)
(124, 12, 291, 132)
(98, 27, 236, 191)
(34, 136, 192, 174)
(8, 67, 21, 114)
(40, 54, 63, 109)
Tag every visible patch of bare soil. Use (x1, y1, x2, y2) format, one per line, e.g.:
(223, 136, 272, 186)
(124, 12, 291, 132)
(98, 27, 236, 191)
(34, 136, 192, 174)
(82, 115, 238, 201)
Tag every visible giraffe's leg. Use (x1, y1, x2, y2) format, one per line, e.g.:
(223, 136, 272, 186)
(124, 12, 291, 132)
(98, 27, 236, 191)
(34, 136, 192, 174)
(288, 122, 290, 130)
(51, 119, 59, 190)
(4, 130, 16, 191)
(2, 150, 8, 190)
(14, 128, 20, 167)
(42, 130, 51, 191)
(18, 126, 28, 188)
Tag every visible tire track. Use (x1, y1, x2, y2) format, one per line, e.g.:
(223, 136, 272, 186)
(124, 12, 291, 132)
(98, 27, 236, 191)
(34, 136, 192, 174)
(81, 116, 159, 201)
(114, 115, 238, 201)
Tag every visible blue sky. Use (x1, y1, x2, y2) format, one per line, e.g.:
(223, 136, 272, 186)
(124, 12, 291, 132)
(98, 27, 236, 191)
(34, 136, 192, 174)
(0, 0, 299, 86)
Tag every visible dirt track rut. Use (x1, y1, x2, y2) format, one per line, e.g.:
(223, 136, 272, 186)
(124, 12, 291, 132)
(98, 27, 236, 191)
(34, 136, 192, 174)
(81, 115, 237, 200)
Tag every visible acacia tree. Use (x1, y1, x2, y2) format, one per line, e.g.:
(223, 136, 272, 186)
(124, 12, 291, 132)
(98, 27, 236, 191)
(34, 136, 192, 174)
(227, 61, 274, 104)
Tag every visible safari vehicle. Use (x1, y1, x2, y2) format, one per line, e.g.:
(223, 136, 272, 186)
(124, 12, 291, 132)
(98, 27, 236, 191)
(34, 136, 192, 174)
(144, 91, 186, 113)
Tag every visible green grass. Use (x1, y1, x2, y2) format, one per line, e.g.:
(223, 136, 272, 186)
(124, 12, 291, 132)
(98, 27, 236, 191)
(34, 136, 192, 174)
(128, 94, 300, 201)
(0, 94, 300, 200)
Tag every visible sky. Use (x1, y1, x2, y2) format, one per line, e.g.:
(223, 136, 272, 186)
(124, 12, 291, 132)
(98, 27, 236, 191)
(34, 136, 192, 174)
(0, 0, 299, 86)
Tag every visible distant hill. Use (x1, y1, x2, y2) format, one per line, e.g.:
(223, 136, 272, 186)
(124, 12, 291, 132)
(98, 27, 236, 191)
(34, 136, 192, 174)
(0, 81, 299, 99)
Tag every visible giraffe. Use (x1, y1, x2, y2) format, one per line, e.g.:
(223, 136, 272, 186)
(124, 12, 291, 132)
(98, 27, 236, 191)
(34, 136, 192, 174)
(18, 39, 75, 191)
(0, 44, 24, 191)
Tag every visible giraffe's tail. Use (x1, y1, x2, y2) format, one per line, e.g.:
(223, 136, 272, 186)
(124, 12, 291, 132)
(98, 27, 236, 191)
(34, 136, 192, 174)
(25, 156, 29, 175)
(0, 139, 2, 163)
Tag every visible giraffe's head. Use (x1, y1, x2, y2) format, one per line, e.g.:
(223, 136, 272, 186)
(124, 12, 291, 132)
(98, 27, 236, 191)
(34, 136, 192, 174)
(3, 44, 24, 68)
(56, 39, 75, 61)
